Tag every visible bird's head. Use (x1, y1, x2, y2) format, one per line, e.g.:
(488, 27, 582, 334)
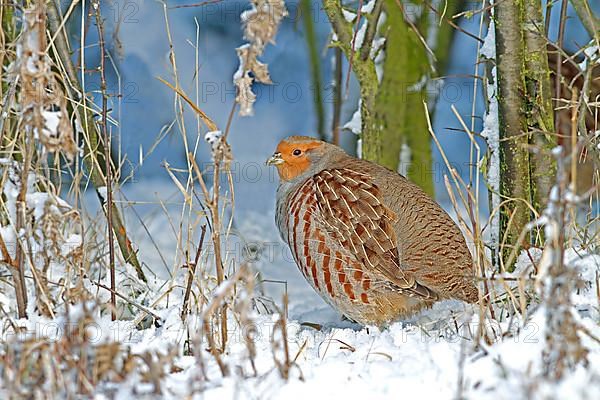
(266, 136, 341, 181)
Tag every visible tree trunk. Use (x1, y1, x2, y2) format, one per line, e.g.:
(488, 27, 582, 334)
(495, 0, 555, 267)
(370, 0, 432, 195)
(523, 0, 556, 211)
(324, 0, 463, 197)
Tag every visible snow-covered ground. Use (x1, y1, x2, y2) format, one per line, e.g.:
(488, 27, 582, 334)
(45, 182, 596, 400)
(103, 245, 600, 399)
(0, 163, 598, 399)
(140, 210, 600, 399)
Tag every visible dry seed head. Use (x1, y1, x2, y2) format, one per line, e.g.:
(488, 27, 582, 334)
(234, 0, 287, 116)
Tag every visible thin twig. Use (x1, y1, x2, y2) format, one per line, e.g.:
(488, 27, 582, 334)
(359, 0, 383, 61)
(570, 0, 600, 45)
(46, 1, 147, 282)
(345, 0, 364, 94)
(93, 0, 117, 321)
(424, 1, 485, 44)
(168, 0, 223, 9)
(555, 0, 568, 131)
(181, 224, 207, 321)
(91, 280, 163, 323)
(395, 0, 437, 61)
(331, 47, 343, 145)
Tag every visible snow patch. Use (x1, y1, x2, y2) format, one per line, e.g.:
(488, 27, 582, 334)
(205, 130, 223, 144)
(97, 186, 107, 202)
(578, 42, 600, 70)
(480, 18, 500, 255)
(342, 9, 356, 22)
(343, 99, 362, 135)
(352, 20, 368, 51)
(41, 110, 61, 138)
(360, 0, 377, 13)
(398, 143, 412, 177)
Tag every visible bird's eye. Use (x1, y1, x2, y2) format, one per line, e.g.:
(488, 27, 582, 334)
(292, 149, 302, 156)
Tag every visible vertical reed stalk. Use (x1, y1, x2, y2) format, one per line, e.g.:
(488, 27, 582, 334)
(92, 0, 117, 320)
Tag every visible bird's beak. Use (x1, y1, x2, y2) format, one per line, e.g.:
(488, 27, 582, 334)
(266, 152, 284, 166)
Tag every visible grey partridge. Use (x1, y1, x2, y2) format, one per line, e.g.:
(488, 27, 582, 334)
(267, 136, 478, 326)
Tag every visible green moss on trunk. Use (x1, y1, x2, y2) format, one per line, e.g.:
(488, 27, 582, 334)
(495, 0, 556, 269)
(522, 0, 556, 220)
(370, 0, 433, 196)
(323, 0, 464, 197)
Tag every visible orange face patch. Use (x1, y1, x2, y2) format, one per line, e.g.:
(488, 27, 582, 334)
(274, 139, 322, 181)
